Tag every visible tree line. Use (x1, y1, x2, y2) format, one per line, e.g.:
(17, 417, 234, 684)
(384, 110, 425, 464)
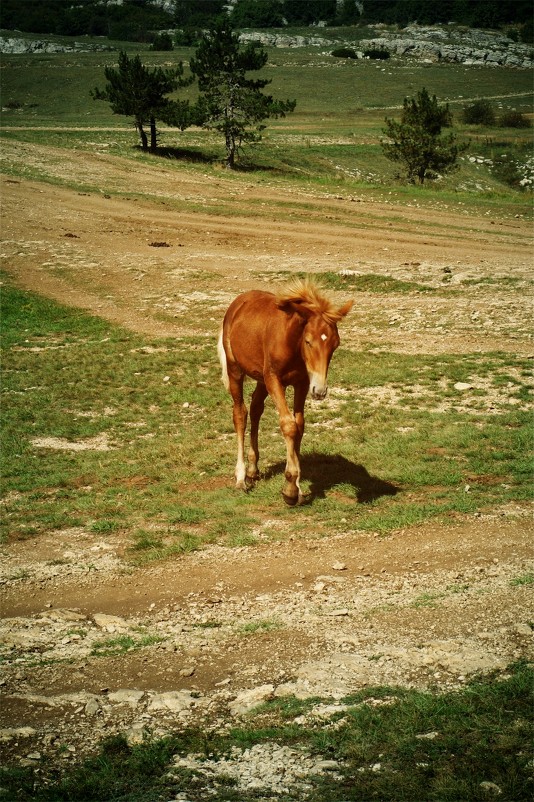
(2, 0, 532, 44)
(92, 19, 296, 169)
(94, 19, 468, 184)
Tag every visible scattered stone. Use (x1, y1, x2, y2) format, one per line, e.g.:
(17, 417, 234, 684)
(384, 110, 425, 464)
(92, 613, 128, 632)
(171, 742, 341, 796)
(0, 727, 37, 743)
(332, 561, 347, 571)
(124, 723, 147, 746)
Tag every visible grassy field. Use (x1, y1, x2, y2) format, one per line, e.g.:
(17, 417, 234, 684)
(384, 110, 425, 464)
(1, 28, 533, 802)
(1, 32, 532, 201)
(2, 276, 530, 561)
(1, 276, 531, 553)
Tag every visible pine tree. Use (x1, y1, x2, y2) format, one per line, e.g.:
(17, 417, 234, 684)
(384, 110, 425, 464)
(92, 52, 192, 152)
(190, 19, 296, 169)
(382, 88, 467, 184)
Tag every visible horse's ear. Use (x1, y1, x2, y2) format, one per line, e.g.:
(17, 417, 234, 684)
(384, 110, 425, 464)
(337, 299, 354, 319)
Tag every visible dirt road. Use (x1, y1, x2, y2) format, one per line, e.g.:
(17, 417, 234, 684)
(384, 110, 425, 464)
(0, 146, 532, 767)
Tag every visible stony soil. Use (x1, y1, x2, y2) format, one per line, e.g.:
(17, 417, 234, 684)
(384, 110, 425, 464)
(0, 143, 533, 784)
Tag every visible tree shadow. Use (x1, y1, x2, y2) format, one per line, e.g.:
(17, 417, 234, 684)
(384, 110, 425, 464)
(138, 145, 284, 172)
(141, 145, 216, 164)
(264, 452, 400, 504)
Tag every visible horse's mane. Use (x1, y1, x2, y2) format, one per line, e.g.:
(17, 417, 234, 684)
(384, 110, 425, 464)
(275, 279, 344, 324)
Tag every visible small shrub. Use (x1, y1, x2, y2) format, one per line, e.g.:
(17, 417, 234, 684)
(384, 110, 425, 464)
(499, 111, 531, 129)
(462, 99, 496, 126)
(150, 32, 173, 51)
(331, 47, 358, 59)
(364, 48, 390, 60)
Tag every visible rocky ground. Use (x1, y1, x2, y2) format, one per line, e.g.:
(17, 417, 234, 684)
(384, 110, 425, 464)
(0, 146, 533, 791)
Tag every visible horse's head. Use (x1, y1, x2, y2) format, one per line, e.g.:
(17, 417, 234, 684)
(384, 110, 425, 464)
(276, 280, 353, 400)
(302, 305, 352, 400)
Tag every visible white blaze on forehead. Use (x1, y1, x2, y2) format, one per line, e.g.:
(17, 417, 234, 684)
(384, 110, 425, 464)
(320, 333, 327, 341)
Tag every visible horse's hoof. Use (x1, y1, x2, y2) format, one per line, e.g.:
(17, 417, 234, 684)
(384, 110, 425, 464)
(282, 492, 299, 507)
(245, 473, 259, 488)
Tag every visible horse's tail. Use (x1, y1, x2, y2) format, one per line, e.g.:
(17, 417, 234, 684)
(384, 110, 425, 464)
(217, 328, 230, 391)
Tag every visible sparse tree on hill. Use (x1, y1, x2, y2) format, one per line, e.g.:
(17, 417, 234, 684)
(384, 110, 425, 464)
(381, 88, 467, 184)
(190, 19, 296, 169)
(92, 52, 192, 152)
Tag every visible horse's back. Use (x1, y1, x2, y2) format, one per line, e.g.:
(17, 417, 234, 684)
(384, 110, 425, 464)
(222, 290, 277, 379)
(225, 289, 275, 322)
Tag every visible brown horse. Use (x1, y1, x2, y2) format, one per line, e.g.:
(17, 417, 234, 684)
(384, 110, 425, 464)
(218, 280, 353, 505)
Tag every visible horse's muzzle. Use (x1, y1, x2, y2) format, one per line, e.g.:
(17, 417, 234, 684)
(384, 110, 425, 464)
(311, 386, 328, 401)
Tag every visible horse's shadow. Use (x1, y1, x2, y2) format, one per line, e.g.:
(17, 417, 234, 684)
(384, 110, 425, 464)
(264, 452, 399, 504)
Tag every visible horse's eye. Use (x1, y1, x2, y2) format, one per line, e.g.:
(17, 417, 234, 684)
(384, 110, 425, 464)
(305, 339, 312, 347)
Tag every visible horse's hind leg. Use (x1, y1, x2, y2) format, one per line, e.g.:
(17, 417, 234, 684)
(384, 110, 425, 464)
(248, 382, 268, 484)
(228, 373, 248, 490)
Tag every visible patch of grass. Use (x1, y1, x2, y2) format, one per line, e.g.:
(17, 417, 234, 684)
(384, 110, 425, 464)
(510, 573, 534, 587)
(91, 634, 164, 657)
(1, 279, 531, 546)
(4, 663, 531, 801)
(129, 529, 163, 552)
(236, 619, 282, 635)
(322, 271, 434, 294)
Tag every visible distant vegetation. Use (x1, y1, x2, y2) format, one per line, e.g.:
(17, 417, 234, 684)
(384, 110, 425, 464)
(382, 88, 467, 184)
(1, 0, 533, 44)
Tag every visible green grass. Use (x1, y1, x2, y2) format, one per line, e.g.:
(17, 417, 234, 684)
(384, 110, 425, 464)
(0, 35, 532, 214)
(1, 662, 531, 801)
(90, 633, 164, 658)
(1, 278, 531, 546)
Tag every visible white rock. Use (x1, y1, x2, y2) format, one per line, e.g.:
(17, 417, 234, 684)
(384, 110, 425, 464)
(0, 727, 36, 742)
(147, 691, 195, 713)
(229, 685, 274, 715)
(92, 613, 128, 631)
(84, 697, 102, 716)
(108, 689, 144, 707)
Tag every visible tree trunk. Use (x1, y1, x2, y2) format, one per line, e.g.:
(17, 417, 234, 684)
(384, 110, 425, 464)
(150, 116, 157, 152)
(225, 132, 236, 169)
(137, 120, 148, 151)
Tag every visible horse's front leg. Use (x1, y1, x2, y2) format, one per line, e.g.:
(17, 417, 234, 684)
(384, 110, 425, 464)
(247, 382, 268, 485)
(267, 377, 306, 506)
(228, 373, 248, 491)
(293, 380, 308, 470)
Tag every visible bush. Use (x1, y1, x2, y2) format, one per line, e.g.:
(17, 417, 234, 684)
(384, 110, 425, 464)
(499, 111, 532, 129)
(151, 32, 173, 51)
(462, 99, 496, 126)
(331, 47, 358, 59)
(364, 47, 390, 59)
